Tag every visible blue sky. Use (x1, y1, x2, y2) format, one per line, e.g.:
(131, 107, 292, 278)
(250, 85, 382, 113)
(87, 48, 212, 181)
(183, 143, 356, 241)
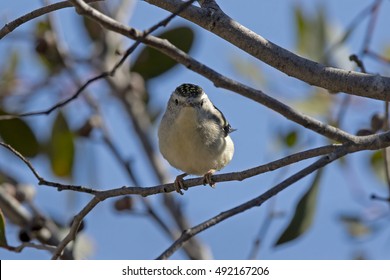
(1, 0, 390, 260)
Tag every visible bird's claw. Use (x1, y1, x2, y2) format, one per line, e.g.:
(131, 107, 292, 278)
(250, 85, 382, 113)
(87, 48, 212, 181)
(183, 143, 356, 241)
(203, 171, 216, 188)
(174, 173, 188, 195)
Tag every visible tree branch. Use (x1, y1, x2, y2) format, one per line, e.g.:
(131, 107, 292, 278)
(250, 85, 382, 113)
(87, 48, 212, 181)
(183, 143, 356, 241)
(51, 196, 101, 259)
(0, 0, 195, 123)
(0, 0, 102, 39)
(58, 0, 358, 144)
(146, 0, 390, 101)
(156, 147, 348, 259)
(0, 140, 343, 196)
(4, 126, 390, 258)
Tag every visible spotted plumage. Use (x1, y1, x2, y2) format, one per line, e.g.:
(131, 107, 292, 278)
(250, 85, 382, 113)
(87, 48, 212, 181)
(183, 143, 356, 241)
(175, 83, 204, 98)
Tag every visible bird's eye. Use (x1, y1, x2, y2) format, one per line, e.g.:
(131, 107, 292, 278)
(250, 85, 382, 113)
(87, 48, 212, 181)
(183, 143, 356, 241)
(175, 99, 179, 105)
(200, 100, 204, 107)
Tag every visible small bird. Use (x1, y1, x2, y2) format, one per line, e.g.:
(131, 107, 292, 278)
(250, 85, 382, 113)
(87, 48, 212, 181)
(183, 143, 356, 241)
(158, 83, 235, 194)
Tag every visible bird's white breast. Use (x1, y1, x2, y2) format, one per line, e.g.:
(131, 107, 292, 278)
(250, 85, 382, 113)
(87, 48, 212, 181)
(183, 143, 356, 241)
(158, 107, 234, 175)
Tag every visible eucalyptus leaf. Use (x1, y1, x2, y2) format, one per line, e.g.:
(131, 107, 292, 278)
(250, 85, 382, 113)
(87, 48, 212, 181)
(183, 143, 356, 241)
(0, 110, 39, 157)
(49, 112, 75, 177)
(131, 26, 195, 80)
(275, 170, 323, 246)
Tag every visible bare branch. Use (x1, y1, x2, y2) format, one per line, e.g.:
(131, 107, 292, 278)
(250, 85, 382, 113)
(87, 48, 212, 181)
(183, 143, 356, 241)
(361, 0, 383, 54)
(0, 183, 74, 259)
(4, 123, 390, 196)
(43, 0, 356, 144)
(0, 142, 100, 195)
(156, 148, 348, 259)
(0, 0, 196, 122)
(5, 128, 390, 258)
(51, 196, 101, 260)
(0, 143, 43, 182)
(0, 138, 343, 196)
(0, 0, 361, 144)
(0, 0, 102, 39)
(5, 242, 56, 254)
(146, 0, 390, 101)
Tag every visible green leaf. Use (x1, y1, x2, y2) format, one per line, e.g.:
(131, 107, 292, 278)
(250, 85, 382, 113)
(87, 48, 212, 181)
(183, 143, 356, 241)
(0, 110, 39, 157)
(0, 208, 8, 247)
(49, 112, 74, 177)
(284, 130, 298, 148)
(131, 26, 195, 80)
(275, 170, 323, 246)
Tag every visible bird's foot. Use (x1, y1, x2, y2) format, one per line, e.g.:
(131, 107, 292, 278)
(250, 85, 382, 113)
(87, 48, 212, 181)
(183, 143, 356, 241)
(202, 170, 216, 188)
(174, 173, 188, 195)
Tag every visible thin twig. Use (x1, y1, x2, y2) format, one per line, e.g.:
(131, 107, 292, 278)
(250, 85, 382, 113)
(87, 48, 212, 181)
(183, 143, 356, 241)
(0, 142, 43, 181)
(365, 50, 390, 65)
(361, 0, 383, 54)
(51, 196, 101, 259)
(0, 0, 102, 39)
(349, 54, 367, 73)
(0, 0, 196, 121)
(0, 141, 100, 194)
(247, 199, 279, 259)
(323, 0, 381, 59)
(5, 242, 56, 253)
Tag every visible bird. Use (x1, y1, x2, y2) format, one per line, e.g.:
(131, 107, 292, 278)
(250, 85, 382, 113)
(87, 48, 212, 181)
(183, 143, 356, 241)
(158, 83, 235, 194)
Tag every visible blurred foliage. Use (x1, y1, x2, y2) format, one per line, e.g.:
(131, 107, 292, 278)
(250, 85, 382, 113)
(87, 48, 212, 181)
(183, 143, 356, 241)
(81, 2, 109, 58)
(369, 150, 385, 183)
(292, 89, 333, 116)
(295, 5, 327, 62)
(275, 170, 322, 246)
(0, 208, 8, 247)
(49, 112, 75, 178)
(131, 26, 194, 80)
(339, 214, 372, 239)
(284, 130, 298, 148)
(279, 129, 299, 148)
(229, 55, 265, 87)
(34, 21, 64, 73)
(0, 110, 39, 157)
(0, 51, 19, 99)
(83, 15, 105, 43)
